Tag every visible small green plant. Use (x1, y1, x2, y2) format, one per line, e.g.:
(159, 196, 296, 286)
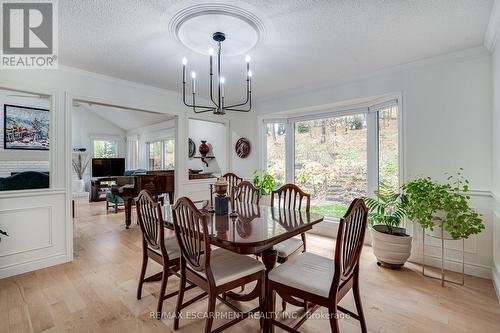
(402, 170, 484, 239)
(0, 228, 8, 242)
(364, 181, 409, 235)
(252, 169, 276, 196)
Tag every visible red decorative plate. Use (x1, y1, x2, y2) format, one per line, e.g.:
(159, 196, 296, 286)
(235, 138, 251, 158)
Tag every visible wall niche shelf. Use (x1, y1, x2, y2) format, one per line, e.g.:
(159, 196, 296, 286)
(193, 156, 215, 167)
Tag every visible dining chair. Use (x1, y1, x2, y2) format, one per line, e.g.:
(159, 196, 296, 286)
(266, 198, 368, 333)
(172, 196, 266, 333)
(233, 180, 260, 205)
(270, 183, 311, 310)
(271, 184, 310, 263)
(135, 190, 193, 319)
(222, 172, 243, 198)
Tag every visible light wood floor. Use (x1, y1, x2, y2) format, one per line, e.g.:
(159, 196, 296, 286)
(2, 200, 500, 333)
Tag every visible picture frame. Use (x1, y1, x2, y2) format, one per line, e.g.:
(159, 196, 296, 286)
(4, 104, 50, 151)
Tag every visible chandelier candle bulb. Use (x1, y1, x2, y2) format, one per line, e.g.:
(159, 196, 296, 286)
(191, 72, 196, 93)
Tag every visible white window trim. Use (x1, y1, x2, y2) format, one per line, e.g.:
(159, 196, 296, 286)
(147, 139, 175, 170)
(260, 94, 404, 224)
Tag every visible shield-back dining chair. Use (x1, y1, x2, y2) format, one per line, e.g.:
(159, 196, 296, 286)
(172, 196, 266, 333)
(266, 198, 369, 333)
(135, 190, 194, 319)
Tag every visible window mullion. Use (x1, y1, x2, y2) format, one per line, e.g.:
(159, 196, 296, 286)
(366, 111, 379, 197)
(285, 120, 294, 184)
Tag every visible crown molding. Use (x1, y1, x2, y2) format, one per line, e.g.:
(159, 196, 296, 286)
(485, 0, 500, 51)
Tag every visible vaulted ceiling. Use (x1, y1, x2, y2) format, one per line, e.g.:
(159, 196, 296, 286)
(60, 0, 493, 103)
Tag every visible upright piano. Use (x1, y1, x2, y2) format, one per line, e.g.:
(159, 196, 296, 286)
(111, 170, 174, 228)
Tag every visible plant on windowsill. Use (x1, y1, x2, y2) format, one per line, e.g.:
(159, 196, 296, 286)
(252, 169, 276, 206)
(402, 169, 484, 240)
(364, 181, 412, 269)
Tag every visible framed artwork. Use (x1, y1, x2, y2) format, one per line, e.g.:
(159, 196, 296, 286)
(4, 104, 50, 150)
(235, 137, 250, 158)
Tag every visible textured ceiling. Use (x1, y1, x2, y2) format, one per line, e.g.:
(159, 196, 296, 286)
(59, 0, 493, 103)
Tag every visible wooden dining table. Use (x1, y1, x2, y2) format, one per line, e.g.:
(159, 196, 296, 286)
(163, 200, 324, 332)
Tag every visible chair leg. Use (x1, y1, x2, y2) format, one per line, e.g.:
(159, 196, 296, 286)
(106, 200, 109, 211)
(301, 232, 307, 252)
(266, 284, 276, 333)
(328, 306, 340, 333)
(156, 265, 169, 320)
(353, 279, 367, 333)
(174, 268, 186, 330)
(204, 292, 217, 333)
(136, 249, 148, 300)
(281, 256, 288, 312)
(115, 203, 118, 213)
(258, 272, 265, 329)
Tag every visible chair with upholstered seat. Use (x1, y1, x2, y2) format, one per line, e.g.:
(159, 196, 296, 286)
(233, 180, 260, 205)
(222, 172, 243, 198)
(266, 198, 368, 333)
(135, 190, 192, 319)
(172, 196, 265, 333)
(271, 184, 310, 262)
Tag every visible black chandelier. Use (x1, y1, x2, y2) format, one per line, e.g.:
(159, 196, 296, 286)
(182, 32, 252, 115)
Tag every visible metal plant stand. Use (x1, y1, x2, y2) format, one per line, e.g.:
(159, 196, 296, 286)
(422, 224, 465, 287)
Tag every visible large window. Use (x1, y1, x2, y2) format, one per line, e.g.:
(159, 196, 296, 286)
(265, 123, 287, 187)
(93, 139, 118, 158)
(264, 100, 400, 220)
(295, 114, 367, 218)
(148, 139, 175, 170)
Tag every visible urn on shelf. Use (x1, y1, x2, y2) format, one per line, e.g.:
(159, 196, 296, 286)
(199, 140, 210, 157)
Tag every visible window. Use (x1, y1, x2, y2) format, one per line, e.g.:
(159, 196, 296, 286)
(295, 114, 367, 219)
(93, 139, 117, 158)
(147, 139, 175, 170)
(378, 105, 399, 191)
(263, 100, 400, 221)
(265, 122, 287, 187)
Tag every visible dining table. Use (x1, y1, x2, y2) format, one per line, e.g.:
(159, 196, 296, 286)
(163, 200, 324, 332)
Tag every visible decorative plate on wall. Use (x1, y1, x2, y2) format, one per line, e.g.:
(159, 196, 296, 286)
(188, 138, 196, 158)
(235, 138, 251, 158)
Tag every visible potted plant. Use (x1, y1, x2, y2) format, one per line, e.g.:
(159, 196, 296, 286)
(403, 170, 484, 240)
(72, 150, 90, 193)
(364, 181, 412, 268)
(252, 169, 276, 206)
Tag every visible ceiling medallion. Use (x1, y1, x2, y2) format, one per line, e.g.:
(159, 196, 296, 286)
(169, 3, 265, 56)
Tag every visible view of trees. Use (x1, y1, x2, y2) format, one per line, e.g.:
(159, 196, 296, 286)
(266, 106, 399, 219)
(93, 140, 117, 158)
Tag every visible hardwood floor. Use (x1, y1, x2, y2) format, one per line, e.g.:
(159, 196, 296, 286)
(1, 199, 500, 332)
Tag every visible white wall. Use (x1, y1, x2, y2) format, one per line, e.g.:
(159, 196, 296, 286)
(491, 29, 500, 298)
(126, 119, 175, 169)
(0, 94, 50, 177)
(249, 47, 494, 279)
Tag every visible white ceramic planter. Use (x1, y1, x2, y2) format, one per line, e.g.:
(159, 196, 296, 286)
(72, 179, 85, 193)
(371, 225, 412, 268)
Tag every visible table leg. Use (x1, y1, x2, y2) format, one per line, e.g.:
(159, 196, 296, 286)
(261, 248, 277, 333)
(124, 197, 132, 229)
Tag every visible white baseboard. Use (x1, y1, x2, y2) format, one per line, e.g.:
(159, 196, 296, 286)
(0, 252, 70, 279)
(493, 263, 500, 303)
(408, 254, 492, 280)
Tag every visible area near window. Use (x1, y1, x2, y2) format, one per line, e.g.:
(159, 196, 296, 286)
(93, 139, 118, 158)
(147, 139, 175, 170)
(263, 99, 400, 220)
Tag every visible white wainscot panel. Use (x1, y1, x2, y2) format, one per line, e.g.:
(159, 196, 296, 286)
(0, 206, 52, 256)
(0, 191, 68, 278)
